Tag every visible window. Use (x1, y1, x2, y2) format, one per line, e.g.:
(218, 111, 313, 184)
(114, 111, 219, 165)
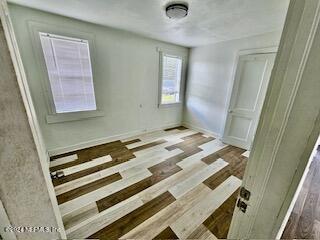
(160, 53, 183, 105)
(39, 32, 97, 114)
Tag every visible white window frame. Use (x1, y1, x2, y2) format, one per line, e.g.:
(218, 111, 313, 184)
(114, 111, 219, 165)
(158, 50, 185, 107)
(28, 22, 103, 124)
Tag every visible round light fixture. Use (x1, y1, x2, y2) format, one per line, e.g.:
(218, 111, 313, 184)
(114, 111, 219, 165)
(166, 3, 188, 19)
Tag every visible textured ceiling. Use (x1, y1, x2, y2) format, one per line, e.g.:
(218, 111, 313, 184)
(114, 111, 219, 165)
(8, 0, 290, 47)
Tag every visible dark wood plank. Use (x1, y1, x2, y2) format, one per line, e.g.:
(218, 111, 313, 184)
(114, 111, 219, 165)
(50, 159, 79, 173)
(286, 153, 317, 239)
(181, 132, 203, 140)
(198, 147, 247, 238)
(203, 147, 247, 190)
(50, 140, 135, 172)
(131, 139, 167, 152)
(153, 226, 178, 239)
(203, 190, 239, 239)
(203, 165, 233, 190)
(96, 146, 202, 212)
(90, 191, 176, 240)
(188, 224, 211, 239)
(201, 145, 235, 165)
(220, 149, 248, 180)
(49, 130, 249, 239)
(294, 155, 320, 239)
(149, 147, 202, 174)
(97, 161, 182, 212)
(52, 151, 135, 186)
(282, 149, 320, 239)
(166, 134, 214, 152)
(166, 133, 203, 151)
(50, 140, 123, 162)
(56, 173, 122, 204)
(201, 145, 246, 164)
(282, 212, 299, 238)
(121, 138, 141, 145)
(295, 192, 319, 238)
(164, 126, 188, 131)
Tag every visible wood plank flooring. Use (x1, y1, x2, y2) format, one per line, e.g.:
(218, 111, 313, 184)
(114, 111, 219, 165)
(49, 127, 247, 239)
(282, 146, 320, 239)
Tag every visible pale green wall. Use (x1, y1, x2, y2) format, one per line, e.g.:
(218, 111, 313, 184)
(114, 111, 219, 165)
(8, 4, 189, 153)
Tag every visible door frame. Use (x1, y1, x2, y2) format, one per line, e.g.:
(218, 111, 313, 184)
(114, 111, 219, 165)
(228, 0, 320, 238)
(222, 49, 277, 149)
(0, 1, 67, 238)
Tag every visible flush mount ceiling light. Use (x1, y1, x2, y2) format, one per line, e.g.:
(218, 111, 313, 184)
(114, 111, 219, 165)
(166, 3, 188, 19)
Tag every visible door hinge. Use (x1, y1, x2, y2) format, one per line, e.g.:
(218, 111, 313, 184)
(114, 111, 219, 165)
(237, 198, 248, 213)
(240, 186, 251, 201)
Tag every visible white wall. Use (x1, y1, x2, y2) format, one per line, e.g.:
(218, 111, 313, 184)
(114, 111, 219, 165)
(183, 32, 282, 137)
(8, 4, 188, 154)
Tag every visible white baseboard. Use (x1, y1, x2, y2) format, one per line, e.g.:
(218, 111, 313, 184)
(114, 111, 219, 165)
(182, 122, 221, 139)
(47, 122, 181, 156)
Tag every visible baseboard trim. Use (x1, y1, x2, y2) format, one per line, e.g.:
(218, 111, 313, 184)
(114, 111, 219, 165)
(47, 122, 181, 156)
(182, 122, 221, 139)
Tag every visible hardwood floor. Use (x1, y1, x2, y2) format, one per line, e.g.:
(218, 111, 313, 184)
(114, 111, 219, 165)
(49, 127, 248, 239)
(282, 146, 320, 239)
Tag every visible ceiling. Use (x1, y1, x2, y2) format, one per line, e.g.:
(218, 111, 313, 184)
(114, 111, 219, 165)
(8, 0, 290, 47)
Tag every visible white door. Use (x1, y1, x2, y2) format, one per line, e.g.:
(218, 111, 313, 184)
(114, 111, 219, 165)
(222, 53, 276, 150)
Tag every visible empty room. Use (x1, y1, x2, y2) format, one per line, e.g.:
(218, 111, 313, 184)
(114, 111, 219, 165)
(1, 0, 320, 239)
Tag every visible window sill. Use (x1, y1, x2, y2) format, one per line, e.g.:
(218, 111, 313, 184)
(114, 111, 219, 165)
(158, 102, 183, 108)
(46, 110, 104, 124)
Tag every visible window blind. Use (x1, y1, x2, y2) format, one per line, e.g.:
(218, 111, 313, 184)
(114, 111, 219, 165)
(40, 33, 97, 113)
(161, 55, 182, 104)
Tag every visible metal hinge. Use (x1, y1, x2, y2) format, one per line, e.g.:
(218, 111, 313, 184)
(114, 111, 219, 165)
(240, 186, 251, 201)
(237, 199, 248, 213)
(237, 186, 251, 213)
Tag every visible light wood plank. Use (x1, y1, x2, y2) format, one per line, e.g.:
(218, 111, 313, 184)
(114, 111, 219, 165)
(59, 169, 152, 216)
(126, 130, 196, 149)
(50, 154, 78, 168)
(62, 155, 112, 176)
(124, 130, 179, 148)
(63, 202, 99, 230)
(169, 158, 229, 199)
(120, 149, 183, 178)
(121, 183, 212, 239)
(199, 139, 226, 152)
(54, 148, 179, 195)
(66, 197, 144, 238)
(137, 161, 206, 203)
(171, 176, 242, 239)
(67, 162, 207, 238)
(133, 139, 184, 158)
(177, 152, 208, 169)
(203, 231, 219, 240)
(177, 139, 227, 169)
